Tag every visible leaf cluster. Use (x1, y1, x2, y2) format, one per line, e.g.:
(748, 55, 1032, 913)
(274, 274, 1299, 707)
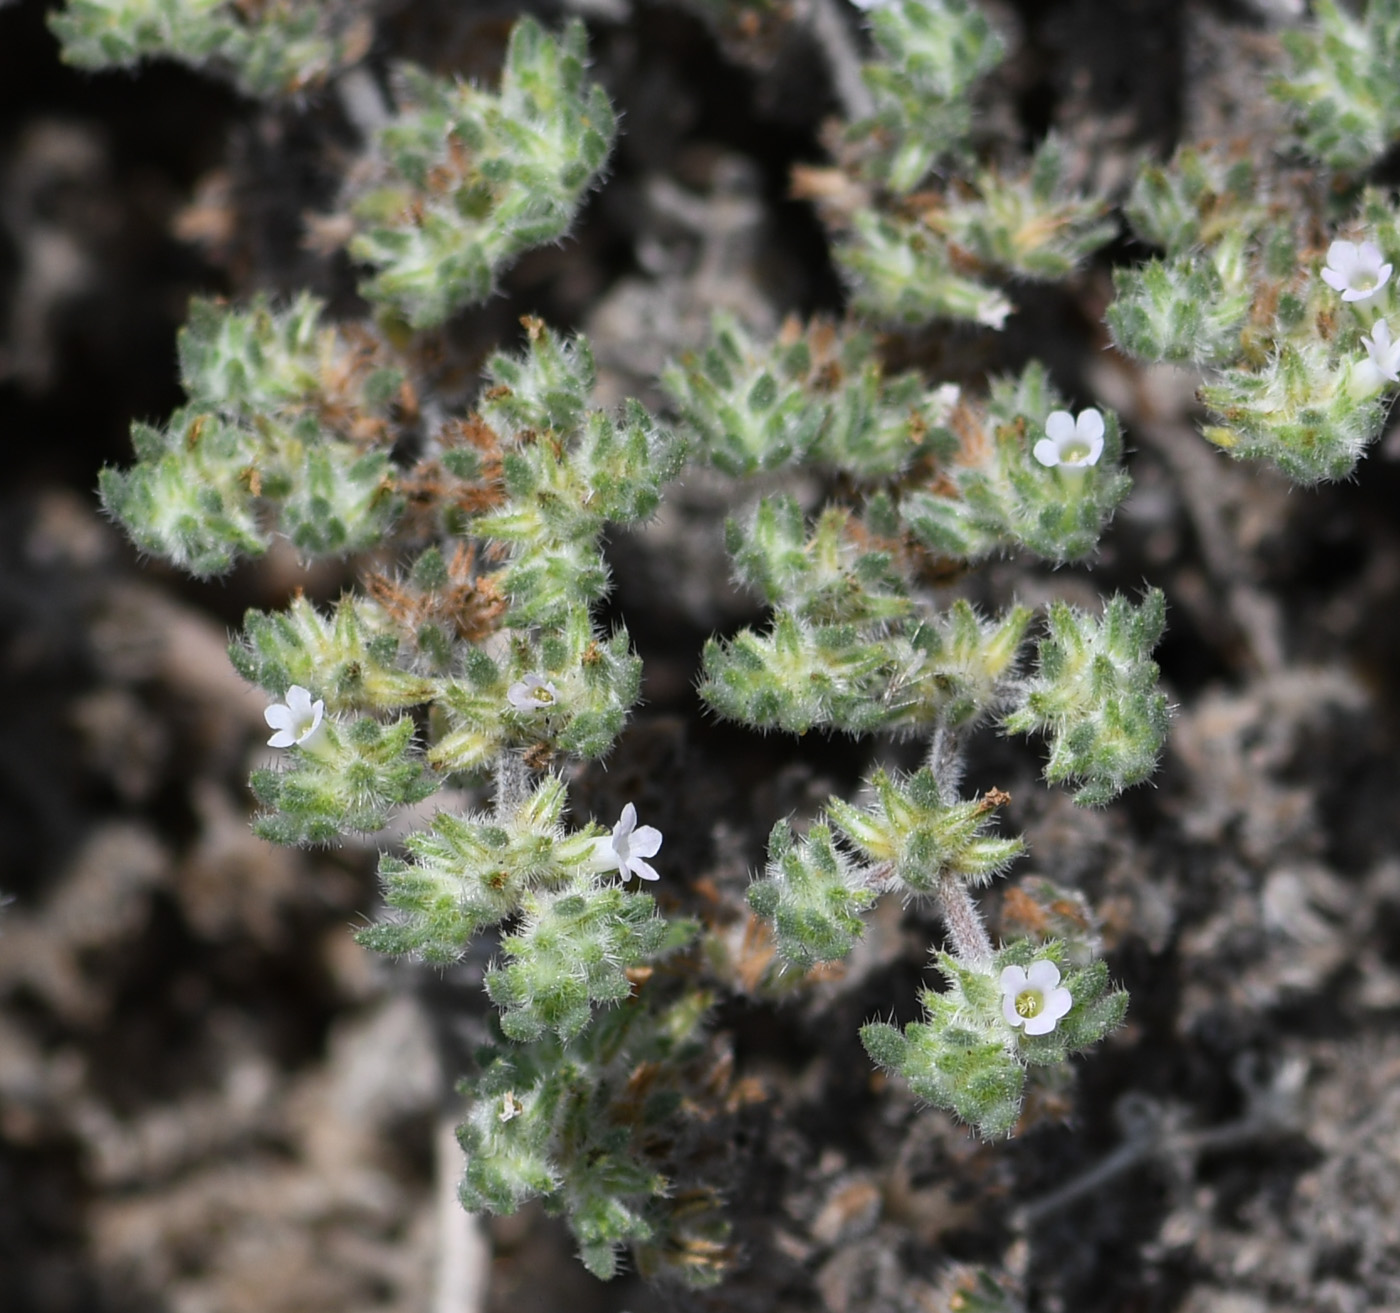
(50, 0, 367, 95)
(457, 991, 729, 1285)
(348, 19, 616, 327)
(100, 296, 405, 576)
(861, 944, 1126, 1136)
(1004, 590, 1170, 806)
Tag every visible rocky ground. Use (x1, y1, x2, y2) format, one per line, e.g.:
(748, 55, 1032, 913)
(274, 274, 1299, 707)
(4, 1, 1400, 1310)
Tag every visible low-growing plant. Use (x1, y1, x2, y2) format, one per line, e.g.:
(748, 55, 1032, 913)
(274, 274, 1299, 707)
(64, 0, 1400, 1286)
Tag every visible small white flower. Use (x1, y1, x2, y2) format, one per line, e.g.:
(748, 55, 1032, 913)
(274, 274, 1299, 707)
(999, 960, 1073, 1037)
(1321, 239, 1393, 303)
(1362, 318, 1400, 382)
(264, 685, 324, 748)
(1033, 408, 1105, 470)
(507, 674, 560, 712)
(499, 1091, 524, 1123)
(590, 803, 662, 882)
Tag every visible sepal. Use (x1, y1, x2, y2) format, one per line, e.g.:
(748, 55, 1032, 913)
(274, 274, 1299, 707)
(457, 992, 731, 1285)
(487, 883, 673, 1041)
(50, 0, 366, 96)
(918, 135, 1117, 281)
(825, 768, 1023, 896)
(861, 941, 1126, 1136)
(726, 499, 911, 625)
(429, 612, 640, 774)
(837, 211, 1013, 330)
(355, 775, 595, 962)
(661, 314, 829, 476)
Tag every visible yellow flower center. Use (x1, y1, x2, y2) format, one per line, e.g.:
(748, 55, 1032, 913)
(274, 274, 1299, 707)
(1015, 988, 1044, 1019)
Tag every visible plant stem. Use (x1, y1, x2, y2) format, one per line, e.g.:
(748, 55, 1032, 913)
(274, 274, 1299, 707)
(494, 749, 530, 820)
(937, 873, 994, 966)
(924, 722, 992, 963)
(925, 722, 966, 799)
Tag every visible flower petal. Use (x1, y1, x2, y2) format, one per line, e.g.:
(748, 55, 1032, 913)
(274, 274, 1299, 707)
(286, 686, 314, 718)
(1024, 1010, 1057, 1036)
(296, 701, 324, 743)
(615, 803, 637, 840)
(590, 835, 621, 873)
(265, 705, 293, 731)
(1044, 986, 1074, 1024)
(1032, 438, 1060, 467)
(629, 858, 661, 882)
(1075, 408, 1105, 444)
(629, 824, 662, 859)
(1044, 410, 1075, 444)
(267, 727, 297, 748)
(1003, 993, 1026, 1028)
(1026, 959, 1062, 992)
(999, 964, 1028, 993)
(1328, 240, 1360, 275)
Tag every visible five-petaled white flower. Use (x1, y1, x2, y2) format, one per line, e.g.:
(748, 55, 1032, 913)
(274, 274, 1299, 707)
(507, 674, 560, 712)
(264, 685, 325, 748)
(590, 803, 662, 882)
(1362, 318, 1400, 383)
(1321, 239, 1393, 303)
(999, 960, 1073, 1037)
(1034, 408, 1105, 470)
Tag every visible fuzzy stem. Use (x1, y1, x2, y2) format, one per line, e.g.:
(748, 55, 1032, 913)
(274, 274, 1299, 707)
(923, 722, 990, 962)
(924, 722, 966, 799)
(494, 749, 531, 820)
(937, 873, 993, 966)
